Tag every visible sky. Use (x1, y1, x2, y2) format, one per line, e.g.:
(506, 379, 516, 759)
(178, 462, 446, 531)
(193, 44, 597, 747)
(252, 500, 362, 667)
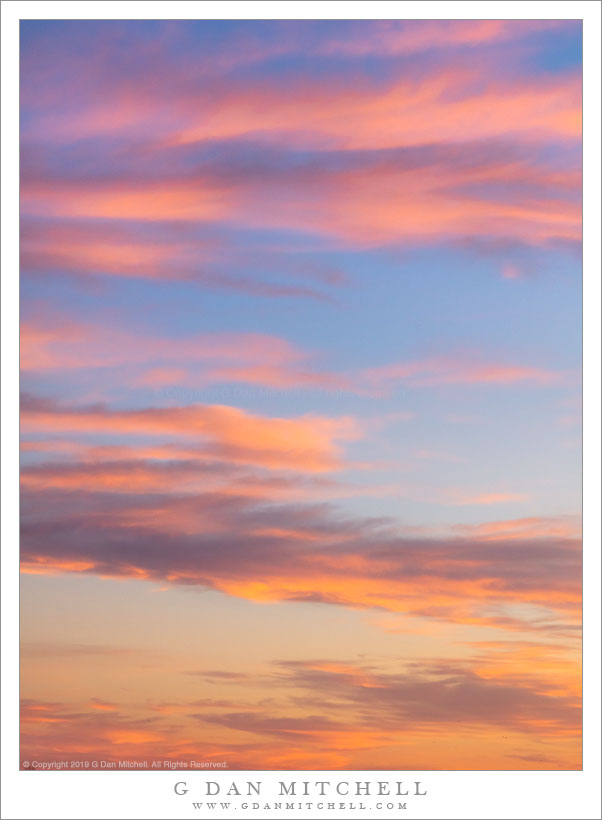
(20, 19, 582, 771)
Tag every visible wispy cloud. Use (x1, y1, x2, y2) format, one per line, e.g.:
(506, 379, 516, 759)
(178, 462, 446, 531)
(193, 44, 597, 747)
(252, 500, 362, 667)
(21, 393, 359, 472)
(20, 475, 581, 633)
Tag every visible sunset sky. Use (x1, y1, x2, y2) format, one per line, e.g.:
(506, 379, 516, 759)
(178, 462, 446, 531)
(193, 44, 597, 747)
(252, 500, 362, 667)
(20, 19, 582, 770)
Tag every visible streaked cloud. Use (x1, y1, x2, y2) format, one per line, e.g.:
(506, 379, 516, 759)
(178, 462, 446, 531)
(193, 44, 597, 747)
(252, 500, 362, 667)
(21, 393, 359, 472)
(19, 19, 582, 771)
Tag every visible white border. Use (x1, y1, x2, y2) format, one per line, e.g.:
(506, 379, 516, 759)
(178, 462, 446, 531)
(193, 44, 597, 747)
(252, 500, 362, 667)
(2, 3, 600, 819)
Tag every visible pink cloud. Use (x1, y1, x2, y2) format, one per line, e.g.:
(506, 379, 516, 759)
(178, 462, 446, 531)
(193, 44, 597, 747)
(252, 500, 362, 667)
(454, 515, 581, 541)
(22, 318, 566, 397)
(20, 139, 581, 247)
(318, 20, 569, 58)
(363, 356, 563, 390)
(162, 67, 582, 152)
(23, 43, 581, 151)
(501, 263, 522, 280)
(21, 394, 360, 473)
(20, 502, 581, 635)
(21, 317, 348, 391)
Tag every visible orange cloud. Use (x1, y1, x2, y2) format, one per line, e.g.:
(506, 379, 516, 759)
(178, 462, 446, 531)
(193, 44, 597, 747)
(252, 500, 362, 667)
(464, 641, 581, 700)
(20, 634, 582, 771)
(20, 526, 581, 627)
(21, 394, 359, 472)
(20, 471, 581, 632)
(89, 698, 118, 711)
(104, 729, 162, 745)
